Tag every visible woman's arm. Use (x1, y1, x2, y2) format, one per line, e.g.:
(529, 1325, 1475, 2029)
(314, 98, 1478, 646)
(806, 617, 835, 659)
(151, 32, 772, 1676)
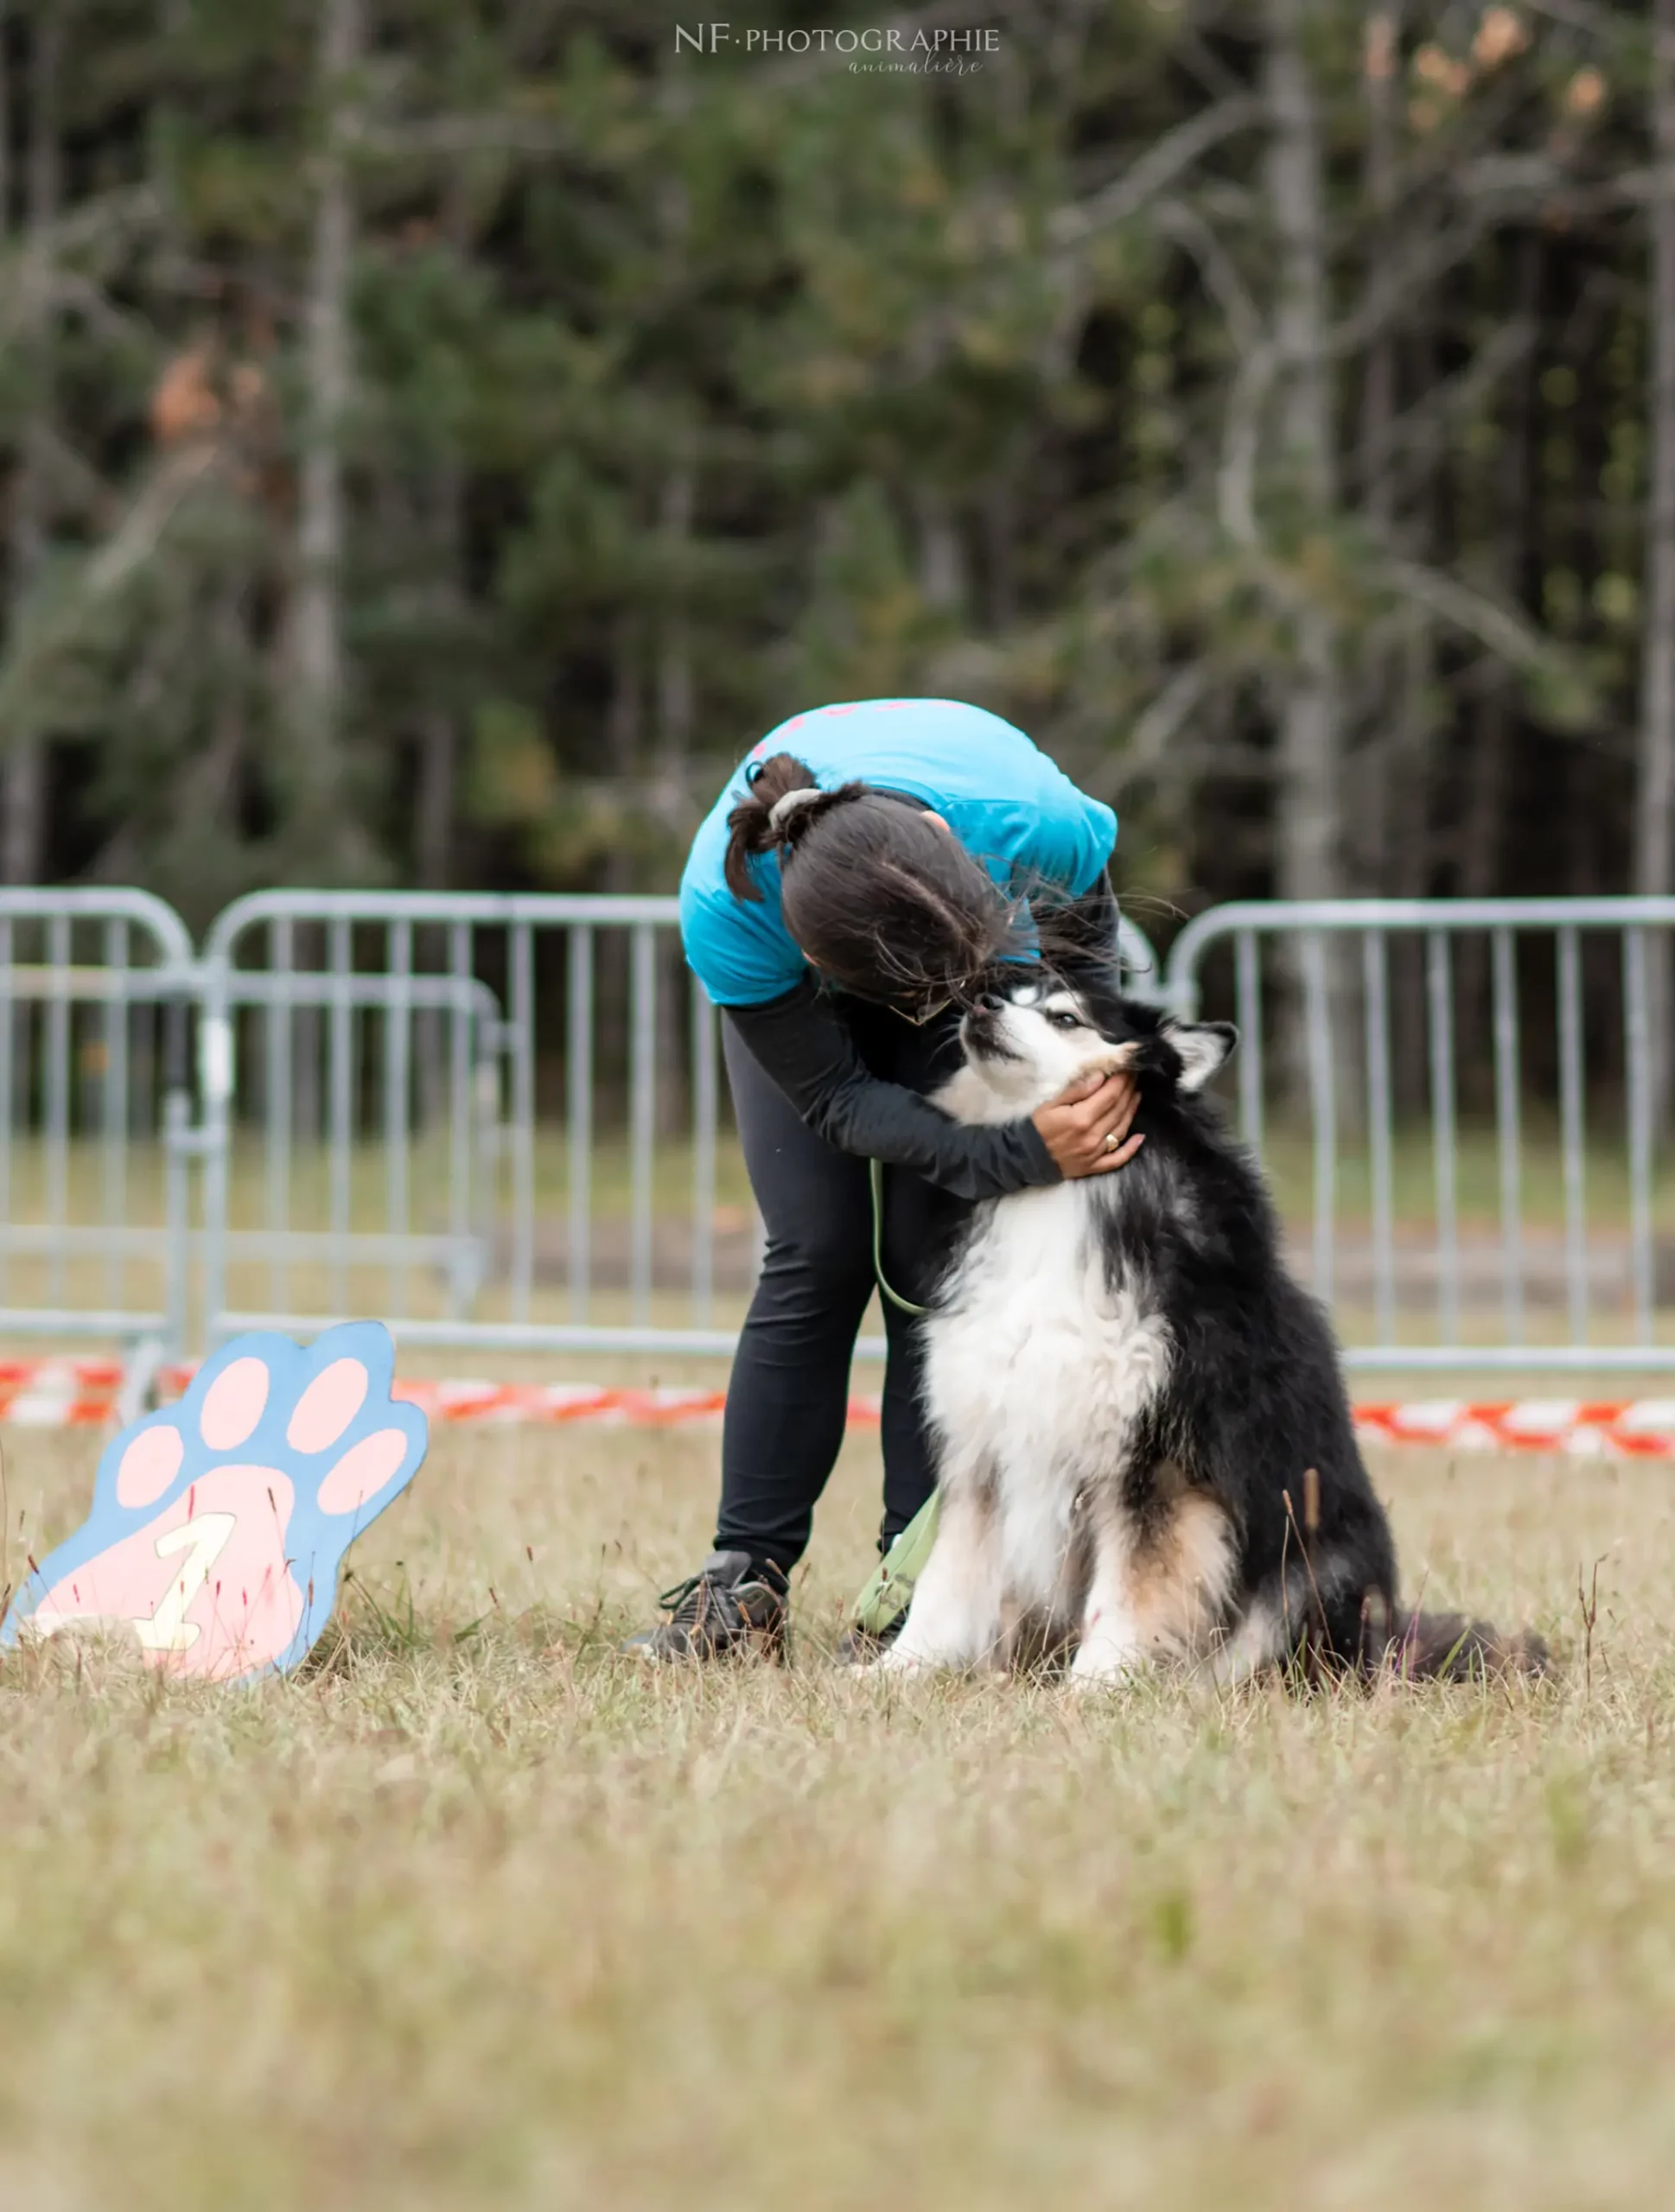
(724, 983, 1051, 1201)
(724, 981, 1140, 1203)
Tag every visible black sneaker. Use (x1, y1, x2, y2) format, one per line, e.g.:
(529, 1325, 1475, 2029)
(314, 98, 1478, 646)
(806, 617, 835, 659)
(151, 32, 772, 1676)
(621, 1550, 789, 1664)
(835, 1606, 908, 1667)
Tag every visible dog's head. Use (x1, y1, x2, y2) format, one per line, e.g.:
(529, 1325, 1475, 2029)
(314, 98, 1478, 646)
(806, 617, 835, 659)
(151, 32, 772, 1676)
(933, 973, 1237, 1126)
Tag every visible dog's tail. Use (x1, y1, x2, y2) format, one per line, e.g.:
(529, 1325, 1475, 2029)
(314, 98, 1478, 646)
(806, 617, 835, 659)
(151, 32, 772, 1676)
(1361, 1597, 1550, 1681)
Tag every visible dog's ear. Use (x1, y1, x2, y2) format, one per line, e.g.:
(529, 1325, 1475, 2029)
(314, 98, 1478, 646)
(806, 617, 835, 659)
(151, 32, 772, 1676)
(1165, 1020, 1238, 1092)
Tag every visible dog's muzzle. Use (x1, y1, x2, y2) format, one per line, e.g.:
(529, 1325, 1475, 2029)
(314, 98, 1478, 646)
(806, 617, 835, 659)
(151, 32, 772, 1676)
(959, 1000, 1017, 1063)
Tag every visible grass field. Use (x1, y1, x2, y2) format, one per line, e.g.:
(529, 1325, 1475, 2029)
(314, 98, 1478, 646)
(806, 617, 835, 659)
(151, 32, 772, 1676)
(0, 1416, 1670, 2210)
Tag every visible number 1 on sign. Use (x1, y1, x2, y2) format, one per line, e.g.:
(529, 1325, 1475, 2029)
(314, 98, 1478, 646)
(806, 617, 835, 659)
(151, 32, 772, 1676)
(132, 1513, 238, 1654)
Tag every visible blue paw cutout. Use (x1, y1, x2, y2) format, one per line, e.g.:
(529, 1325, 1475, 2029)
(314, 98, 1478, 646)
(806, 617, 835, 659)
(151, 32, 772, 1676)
(2, 1322, 429, 1684)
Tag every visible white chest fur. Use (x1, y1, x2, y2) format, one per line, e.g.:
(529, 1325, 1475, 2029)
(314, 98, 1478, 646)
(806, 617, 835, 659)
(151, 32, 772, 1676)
(920, 1182, 1173, 1611)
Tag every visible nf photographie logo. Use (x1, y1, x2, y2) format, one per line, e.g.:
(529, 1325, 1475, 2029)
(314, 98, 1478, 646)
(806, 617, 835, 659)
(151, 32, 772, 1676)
(675, 24, 1001, 73)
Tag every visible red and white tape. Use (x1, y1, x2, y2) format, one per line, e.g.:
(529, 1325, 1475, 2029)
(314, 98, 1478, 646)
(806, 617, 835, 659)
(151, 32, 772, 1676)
(0, 1361, 138, 1428)
(1353, 1400, 1675, 1459)
(0, 1361, 1672, 1460)
(0, 1363, 879, 1434)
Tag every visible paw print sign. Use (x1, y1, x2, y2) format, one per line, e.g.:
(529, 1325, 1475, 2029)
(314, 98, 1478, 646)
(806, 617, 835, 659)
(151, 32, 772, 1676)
(1, 1323, 428, 1685)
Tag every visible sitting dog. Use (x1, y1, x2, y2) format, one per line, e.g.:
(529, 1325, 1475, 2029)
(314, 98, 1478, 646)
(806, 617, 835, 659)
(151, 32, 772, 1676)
(882, 971, 1545, 1686)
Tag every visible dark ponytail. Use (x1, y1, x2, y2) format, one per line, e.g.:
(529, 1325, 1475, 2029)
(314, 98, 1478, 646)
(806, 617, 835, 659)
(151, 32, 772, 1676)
(723, 753, 866, 901)
(720, 749, 1018, 1007)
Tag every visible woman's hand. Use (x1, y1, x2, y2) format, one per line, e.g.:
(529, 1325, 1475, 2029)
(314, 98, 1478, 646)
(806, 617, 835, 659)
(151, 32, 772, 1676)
(1032, 1068, 1143, 1179)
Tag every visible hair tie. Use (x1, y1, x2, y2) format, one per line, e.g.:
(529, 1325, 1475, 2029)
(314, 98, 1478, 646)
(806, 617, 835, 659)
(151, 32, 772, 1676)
(767, 786, 825, 834)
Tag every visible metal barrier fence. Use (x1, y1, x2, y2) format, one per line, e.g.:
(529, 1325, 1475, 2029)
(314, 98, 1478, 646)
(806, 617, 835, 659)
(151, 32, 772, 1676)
(1, 887, 1671, 1376)
(1164, 898, 1675, 1371)
(0, 888, 198, 1372)
(196, 890, 1164, 1359)
(199, 892, 728, 1354)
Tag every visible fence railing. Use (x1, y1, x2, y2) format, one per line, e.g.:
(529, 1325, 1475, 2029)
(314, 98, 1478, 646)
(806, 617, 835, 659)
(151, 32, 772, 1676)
(1164, 898, 1675, 1371)
(194, 889, 1165, 1362)
(0, 888, 198, 1370)
(0, 887, 1670, 1377)
(198, 891, 734, 1355)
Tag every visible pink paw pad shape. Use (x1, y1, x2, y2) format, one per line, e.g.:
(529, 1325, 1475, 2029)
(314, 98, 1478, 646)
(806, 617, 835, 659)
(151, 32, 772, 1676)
(2, 1323, 429, 1684)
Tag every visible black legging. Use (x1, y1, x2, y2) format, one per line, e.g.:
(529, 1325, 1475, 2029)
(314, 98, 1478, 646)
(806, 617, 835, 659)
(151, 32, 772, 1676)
(716, 1003, 971, 1577)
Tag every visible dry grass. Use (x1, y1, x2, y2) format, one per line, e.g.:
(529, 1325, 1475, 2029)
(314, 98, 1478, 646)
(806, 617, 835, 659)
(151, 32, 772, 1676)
(0, 1419, 1669, 2210)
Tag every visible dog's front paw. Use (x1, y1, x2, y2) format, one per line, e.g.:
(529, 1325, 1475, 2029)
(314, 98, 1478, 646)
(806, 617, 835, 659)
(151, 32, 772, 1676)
(1066, 1662, 1150, 1694)
(1067, 1634, 1152, 1692)
(876, 1636, 1008, 1677)
(10, 1325, 426, 1682)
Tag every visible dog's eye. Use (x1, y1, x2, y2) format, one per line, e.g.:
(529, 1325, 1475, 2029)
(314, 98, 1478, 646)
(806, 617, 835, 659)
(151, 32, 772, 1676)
(1048, 1010, 1081, 1031)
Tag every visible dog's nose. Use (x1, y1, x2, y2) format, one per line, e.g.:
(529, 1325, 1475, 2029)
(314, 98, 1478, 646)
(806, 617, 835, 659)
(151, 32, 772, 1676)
(976, 993, 1005, 1014)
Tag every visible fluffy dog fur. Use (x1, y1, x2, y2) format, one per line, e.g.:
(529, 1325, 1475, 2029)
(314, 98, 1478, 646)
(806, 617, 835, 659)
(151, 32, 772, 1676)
(883, 971, 1546, 1688)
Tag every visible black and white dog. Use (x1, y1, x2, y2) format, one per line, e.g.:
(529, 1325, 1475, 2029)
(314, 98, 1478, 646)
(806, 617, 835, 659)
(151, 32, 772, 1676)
(883, 971, 1544, 1687)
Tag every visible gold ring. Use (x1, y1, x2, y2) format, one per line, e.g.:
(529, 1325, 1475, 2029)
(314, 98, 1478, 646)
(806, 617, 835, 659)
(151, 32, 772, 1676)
(1104, 1131, 1120, 1154)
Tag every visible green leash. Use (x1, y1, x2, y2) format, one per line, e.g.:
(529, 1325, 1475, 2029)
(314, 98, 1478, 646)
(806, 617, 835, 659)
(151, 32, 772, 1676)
(869, 1157, 931, 1319)
(851, 1489, 941, 1638)
(850, 1160, 939, 1638)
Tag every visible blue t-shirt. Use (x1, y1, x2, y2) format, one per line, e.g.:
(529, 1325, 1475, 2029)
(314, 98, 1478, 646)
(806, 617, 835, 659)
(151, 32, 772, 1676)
(679, 698, 1117, 1007)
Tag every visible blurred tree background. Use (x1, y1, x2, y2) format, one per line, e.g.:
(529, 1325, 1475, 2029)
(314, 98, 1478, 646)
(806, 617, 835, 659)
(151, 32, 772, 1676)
(0, 0, 1665, 957)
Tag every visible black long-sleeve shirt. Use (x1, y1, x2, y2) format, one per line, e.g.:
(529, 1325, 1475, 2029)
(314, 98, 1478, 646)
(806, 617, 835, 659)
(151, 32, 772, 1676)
(722, 876, 1123, 1205)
